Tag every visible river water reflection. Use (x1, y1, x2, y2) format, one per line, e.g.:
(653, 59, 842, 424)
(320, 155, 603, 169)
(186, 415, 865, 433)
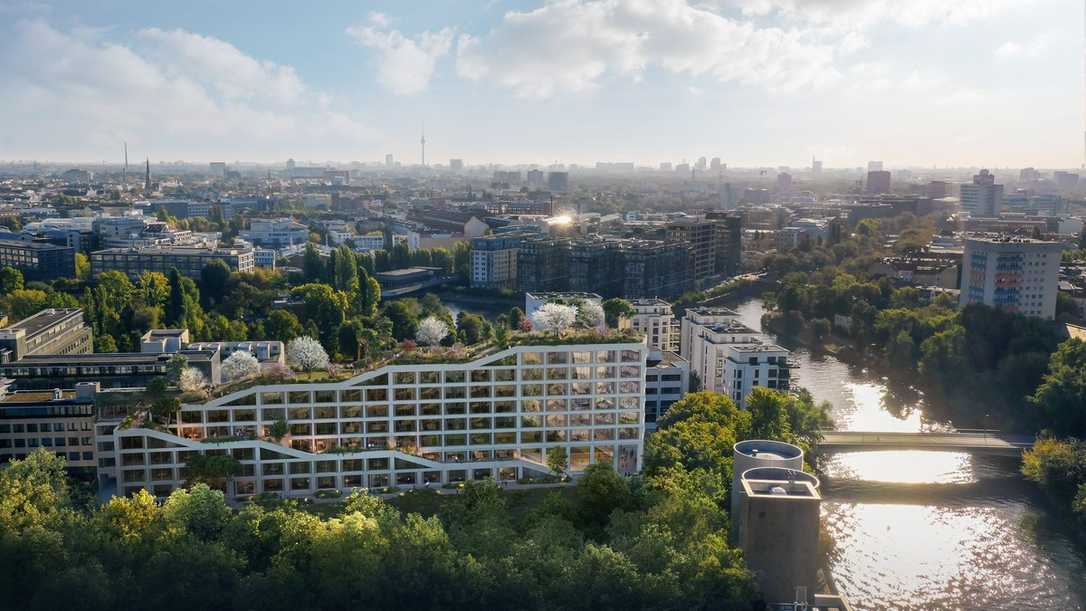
(732, 297, 1086, 610)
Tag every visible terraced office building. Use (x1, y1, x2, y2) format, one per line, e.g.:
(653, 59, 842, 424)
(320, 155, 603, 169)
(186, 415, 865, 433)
(105, 341, 648, 499)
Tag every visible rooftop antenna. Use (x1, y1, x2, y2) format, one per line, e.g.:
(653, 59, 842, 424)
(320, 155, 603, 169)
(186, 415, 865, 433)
(123, 141, 128, 184)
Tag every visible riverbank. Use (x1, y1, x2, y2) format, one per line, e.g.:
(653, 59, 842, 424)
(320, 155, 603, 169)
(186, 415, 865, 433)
(730, 296, 1086, 610)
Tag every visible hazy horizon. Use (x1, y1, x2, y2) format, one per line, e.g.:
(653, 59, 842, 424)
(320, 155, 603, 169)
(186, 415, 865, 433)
(1, 0, 1081, 168)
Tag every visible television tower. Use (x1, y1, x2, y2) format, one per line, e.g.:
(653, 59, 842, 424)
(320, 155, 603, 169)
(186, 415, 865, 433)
(420, 123, 426, 167)
(122, 141, 128, 184)
(144, 157, 151, 191)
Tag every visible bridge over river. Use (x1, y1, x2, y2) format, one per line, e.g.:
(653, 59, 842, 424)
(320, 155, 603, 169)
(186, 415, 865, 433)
(817, 430, 1035, 454)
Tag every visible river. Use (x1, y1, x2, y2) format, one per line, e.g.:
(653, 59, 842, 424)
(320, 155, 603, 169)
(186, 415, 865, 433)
(733, 298, 1086, 611)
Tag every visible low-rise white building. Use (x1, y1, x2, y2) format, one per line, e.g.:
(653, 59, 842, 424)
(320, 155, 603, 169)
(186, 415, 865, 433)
(721, 344, 792, 409)
(243, 218, 309, 248)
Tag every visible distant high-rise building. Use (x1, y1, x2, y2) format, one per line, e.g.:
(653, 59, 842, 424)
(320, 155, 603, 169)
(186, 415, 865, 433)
(867, 160, 884, 172)
(547, 171, 569, 193)
(1019, 167, 1041, 182)
(776, 172, 793, 193)
(695, 157, 707, 171)
(449, 158, 464, 171)
(286, 158, 296, 170)
(865, 170, 891, 194)
(720, 183, 737, 210)
(526, 169, 545, 187)
(209, 162, 227, 178)
(420, 125, 426, 166)
(1054, 171, 1080, 189)
(385, 154, 394, 167)
(927, 180, 949, 199)
(710, 157, 722, 171)
(811, 158, 822, 174)
(659, 162, 673, 171)
(675, 163, 691, 174)
(959, 169, 1003, 217)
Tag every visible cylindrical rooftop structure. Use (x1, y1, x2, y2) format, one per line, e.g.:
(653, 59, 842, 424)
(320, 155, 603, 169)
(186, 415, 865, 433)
(740, 466, 819, 490)
(731, 440, 805, 534)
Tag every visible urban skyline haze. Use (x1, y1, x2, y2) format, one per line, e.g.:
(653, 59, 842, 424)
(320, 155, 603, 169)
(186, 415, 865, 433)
(0, 0, 1081, 168)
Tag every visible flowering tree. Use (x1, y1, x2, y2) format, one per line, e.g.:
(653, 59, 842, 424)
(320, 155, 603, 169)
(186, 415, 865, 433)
(263, 362, 294, 381)
(178, 367, 208, 393)
(531, 303, 577, 335)
(416, 316, 449, 347)
(221, 351, 260, 382)
(577, 301, 605, 329)
(287, 336, 330, 376)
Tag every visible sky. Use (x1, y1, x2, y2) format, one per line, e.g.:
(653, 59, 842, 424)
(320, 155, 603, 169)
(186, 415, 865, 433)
(0, 0, 1081, 168)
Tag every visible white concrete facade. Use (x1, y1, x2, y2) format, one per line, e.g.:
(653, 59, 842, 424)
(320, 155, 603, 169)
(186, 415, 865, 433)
(722, 344, 792, 409)
(630, 299, 680, 353)
(106, 342, 647, 499)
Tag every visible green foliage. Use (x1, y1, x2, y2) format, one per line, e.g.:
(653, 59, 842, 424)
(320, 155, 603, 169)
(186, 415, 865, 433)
(382, 299, 419, 341)
(0, 266, 24, 294)
(184, 454, 242, 489)
(602, 298, 635, 328)
(267, 417, 288, 441)
(264, 309, 302, 343)
(546, 446, 568, 477)
(1022, 438, 1086, 527)
(1030, 339, 1086, 437)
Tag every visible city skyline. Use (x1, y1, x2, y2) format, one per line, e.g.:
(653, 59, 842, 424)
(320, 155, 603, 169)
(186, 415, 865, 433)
(0, 0, 1081, 167)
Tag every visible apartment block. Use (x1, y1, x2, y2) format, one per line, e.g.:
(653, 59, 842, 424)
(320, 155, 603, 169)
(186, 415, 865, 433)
(0, 308, 93, 362)
(629, 298, 679, 352)
(104, 342, 648, 500)
(644, 350, 688, 428)
(0, 348, 223, 389)
(91, 244, 255, 279)
(0, 382, 99, 472)
(722, 344, 792, 409)
(959, 235, 1062, 319)
(517, 238, 570, 293)
(679, 307, 791, 407)
(0, 238, 75, 281)
(470, 233, 530, 290)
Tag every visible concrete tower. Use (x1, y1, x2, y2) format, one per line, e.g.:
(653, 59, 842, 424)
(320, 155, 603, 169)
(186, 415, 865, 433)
(420, 124, 426, 167)
(144, 157, 150, 191)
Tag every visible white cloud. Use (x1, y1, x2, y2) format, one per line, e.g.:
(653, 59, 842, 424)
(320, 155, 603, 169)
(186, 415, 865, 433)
(347, 19, 453, 95)
(995, 33, 1053, 60)
(456, 0, 842, 97)
(724, 0, 1025, 30)
(0, 20, 370, 160)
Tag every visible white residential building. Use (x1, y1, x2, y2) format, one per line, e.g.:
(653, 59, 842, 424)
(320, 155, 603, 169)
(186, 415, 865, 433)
(243, 218, 309, 248)
(629, 298, 680, 352)
(680, 307, 791, 407)
(959, 235, 1062, 319)
(103, 341, 648, 499)
(721, 344, 792, 409)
